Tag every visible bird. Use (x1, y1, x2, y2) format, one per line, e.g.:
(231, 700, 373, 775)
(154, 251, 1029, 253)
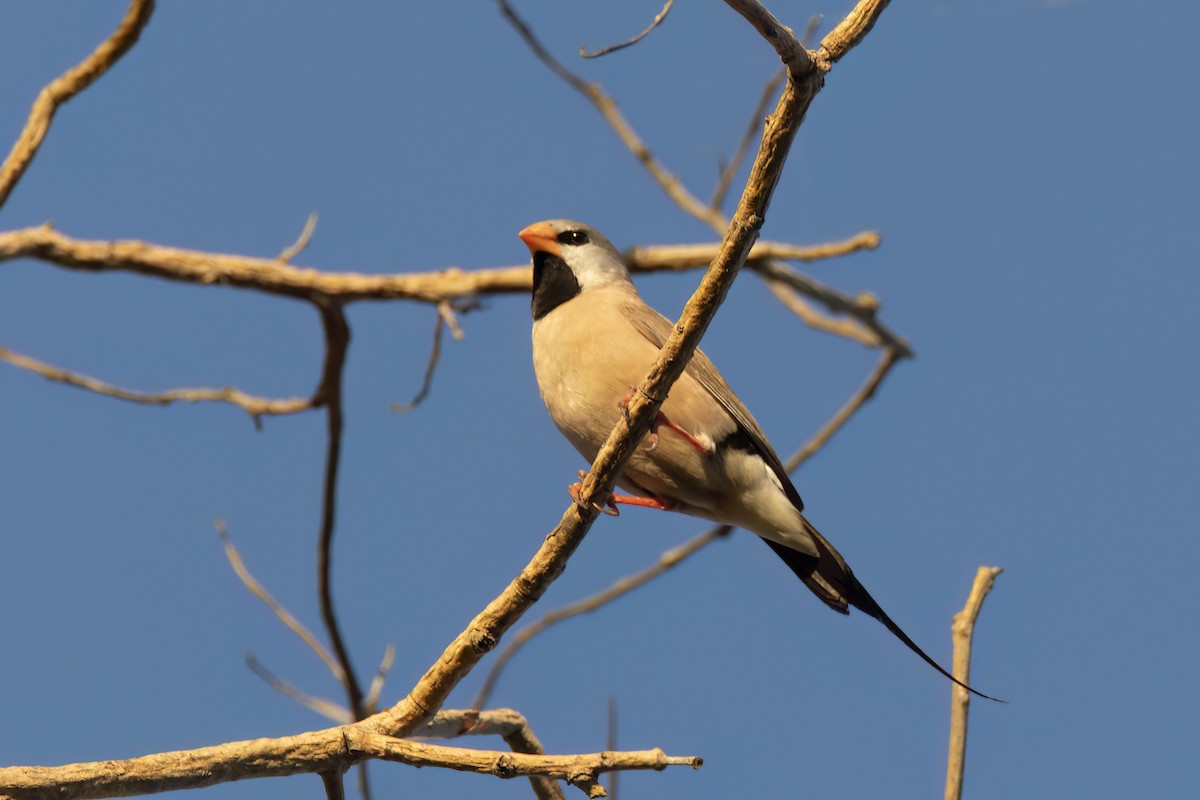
(519, 218, 998, 701)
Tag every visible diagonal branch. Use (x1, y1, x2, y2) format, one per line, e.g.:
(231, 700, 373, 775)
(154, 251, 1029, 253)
(496, 0, 725, 231)
(820, 0, 891, 64)
(0, 0, 156, 210)
(0, 345, 314, 424)
(580, 0, 673, 59)
(217, 521, 343, 680)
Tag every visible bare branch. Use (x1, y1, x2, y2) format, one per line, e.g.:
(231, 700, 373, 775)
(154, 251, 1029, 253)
(471, 525, 732, 710)
(0, 345, 314, 424)
(722, 1, 811, 75)
(0, 225, 534, 303)
(0, 0, 155, 210)
(496, 0, 725, 231)
(750, 257, 913, 357)
(312, 303, 365, 719)
(784, 346, 899, 469)
(0, 727, 699, 800)
(390, 311, 445, 413)
(580, 0, 674, 59)
(945, 566, 1003, 800)
(625, 231, 880, 271)
(319, 770, 346, 800)
(278, 213, 319, 264)
(711, 68, 785, 212)
(606, 697, 619, 800)
(761, 282, 881, 347)
(417, 709, 566, 800)
(245, 656, 352, 724)
(216, 521, 343, 680)
(820, 0, 892, 64)
(364, 645, 397, 713)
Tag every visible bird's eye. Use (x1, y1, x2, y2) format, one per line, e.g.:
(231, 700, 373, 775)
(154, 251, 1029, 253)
(556, 230, 590, 246)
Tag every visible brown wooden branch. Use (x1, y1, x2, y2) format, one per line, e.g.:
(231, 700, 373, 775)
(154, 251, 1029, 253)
(580, 0, 673, 58)
(470, 524, 734, 711)
(625, 232, 880, 270)
(819, 0, 891, 65)
(0, 727, 698, 800)
(751, 257, 912, 356)
(312, 303, 365, 720)
(945, 566, 1003, 800)
(390, 309, 446, 413)
(216, 521, 343, 680)
(0, 0, 155, 210)
(245, 655, 352, 723)
(496, 0, 725, 231)
(711, 68, 786, 212)
(0, 345, 314, 423)
(421, 709, 566, 800)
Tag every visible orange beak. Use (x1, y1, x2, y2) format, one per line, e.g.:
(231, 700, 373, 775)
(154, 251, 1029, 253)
(518, 221, 561, 257)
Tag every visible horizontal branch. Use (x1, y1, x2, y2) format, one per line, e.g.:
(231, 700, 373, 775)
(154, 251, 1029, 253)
(0, 345, 313, 420)
(0, 727, 699, 800)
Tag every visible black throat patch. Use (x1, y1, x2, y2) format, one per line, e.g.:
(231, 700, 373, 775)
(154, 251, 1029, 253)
(531, 251, 582, 321)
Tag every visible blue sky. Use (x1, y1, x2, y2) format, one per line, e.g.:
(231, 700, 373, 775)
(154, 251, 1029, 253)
(2, 1, 1197, 798)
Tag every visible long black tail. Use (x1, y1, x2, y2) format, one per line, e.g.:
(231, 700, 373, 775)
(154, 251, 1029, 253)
(763, 522, 1003, 703)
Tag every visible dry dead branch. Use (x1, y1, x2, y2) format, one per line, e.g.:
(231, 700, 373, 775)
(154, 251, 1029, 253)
(945, 566, 1003, 800)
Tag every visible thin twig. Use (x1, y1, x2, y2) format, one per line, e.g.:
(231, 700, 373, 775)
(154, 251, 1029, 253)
(390, 311, 445, 413)
(496, 0, 725, 231)
(278, 213, 319, 263)
(437, 299, 468, 341)
(711, 67, 785, 212)
(363, 645, 396, 714)
(607, 697, 619, 800)
(945, 566, 1003, 800)
(580, 0, 673, 58)
(625, 232, 880, 270)
(0, 0, 155, 210)
(215, 520, 343, 680)
(0, 345, 313, 425)
(471, 525, 732, 710)
(762, 281, 881, 347)
(319, 770, 345, 800)
(785, 347, 899, 469)
(246, 656, 352, 723)
(751, 258, 912, 357)
(313, 303, 364, 719)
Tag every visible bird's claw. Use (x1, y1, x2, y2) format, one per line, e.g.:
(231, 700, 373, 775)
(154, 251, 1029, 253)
(568, 477, 621, 516)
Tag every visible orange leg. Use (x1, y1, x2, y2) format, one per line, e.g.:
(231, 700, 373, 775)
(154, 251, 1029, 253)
(617, 395, 712, 455)
(568, 470, 677, 515)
